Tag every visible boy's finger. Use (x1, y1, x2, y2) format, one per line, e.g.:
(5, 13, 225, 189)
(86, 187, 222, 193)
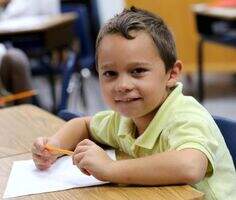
(73, 152, 86, 165)
(34, 137, 47, 151)
(74, 145, 89, 154)
(32, 153, 53, 162)
(34, 158, 51, 166)
(76, 158, 91, 176)
(36, 163, 52, 171)
(80, 167, 91, 176)
(31, 145, 51, 157)
(31, 145, 44, 156)
(77, 139, 94, 146)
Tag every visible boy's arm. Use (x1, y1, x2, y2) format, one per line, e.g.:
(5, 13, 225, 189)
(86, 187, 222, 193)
(49, 117, 92, 151)
(106, 148, 208, 185)
(73, 140, 208, 185)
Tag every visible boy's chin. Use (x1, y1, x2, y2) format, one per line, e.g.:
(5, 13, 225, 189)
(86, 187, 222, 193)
(117, 110, 144, 119)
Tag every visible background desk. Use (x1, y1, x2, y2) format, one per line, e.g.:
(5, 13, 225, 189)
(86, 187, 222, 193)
(0, 105, 204, 200)
(0, 13, 77, 53)
(0, 13, 78, 112)
(192, 4, 236, 102)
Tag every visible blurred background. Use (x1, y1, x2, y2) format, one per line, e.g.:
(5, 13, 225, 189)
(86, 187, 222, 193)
(0, 0, 235, 119)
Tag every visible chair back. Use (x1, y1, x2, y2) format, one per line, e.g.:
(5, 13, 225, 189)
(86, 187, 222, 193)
(61, 4, 94, 70)
(214, 116, 236, 167)
(57, 109, 84, 121)
(58, 51, 77, 111)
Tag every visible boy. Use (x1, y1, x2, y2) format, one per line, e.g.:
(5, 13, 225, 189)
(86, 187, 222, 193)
(32, 7, 236, 199)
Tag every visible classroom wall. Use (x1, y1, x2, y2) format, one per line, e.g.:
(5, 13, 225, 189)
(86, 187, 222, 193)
(96, 0, 125, 25)
(125, 0, 236, 73)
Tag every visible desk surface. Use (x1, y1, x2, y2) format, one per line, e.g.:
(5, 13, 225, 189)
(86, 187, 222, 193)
(0, 105, 204, 200)
(192, 3, 236, 19)
(0, 13, 77, 52)
(0, 13, 77, 35)
(0, 105, 64, 158)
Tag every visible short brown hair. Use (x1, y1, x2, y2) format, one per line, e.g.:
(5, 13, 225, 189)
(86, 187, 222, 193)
(95, 6, 177, 71)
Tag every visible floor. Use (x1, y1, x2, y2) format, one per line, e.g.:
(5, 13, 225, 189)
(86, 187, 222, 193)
(34, 72, 236, 120)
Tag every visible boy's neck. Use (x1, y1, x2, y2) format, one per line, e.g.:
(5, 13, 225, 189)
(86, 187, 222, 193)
(133, 107, 159, 136)
(132, 88, 173, 136)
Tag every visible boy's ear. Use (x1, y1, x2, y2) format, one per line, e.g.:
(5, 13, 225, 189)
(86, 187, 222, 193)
(166, 60, 182, 88)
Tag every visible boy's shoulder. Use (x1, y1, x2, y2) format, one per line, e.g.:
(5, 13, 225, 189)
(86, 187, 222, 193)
(92, 110, 119, 120)
(91, 110, 121, 126)
(174, 94, 211, 119)
(161, 82, 209, 118)
(161, 87, 215, 129)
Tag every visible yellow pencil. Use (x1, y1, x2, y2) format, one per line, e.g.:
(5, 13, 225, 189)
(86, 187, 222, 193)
(0, 90, 37, 105)
(46, 144, 91, 175)
(45, 144, 74, 156)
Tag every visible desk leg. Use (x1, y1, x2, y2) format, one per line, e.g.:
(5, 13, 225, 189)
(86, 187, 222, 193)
(197, 38, 204, 102)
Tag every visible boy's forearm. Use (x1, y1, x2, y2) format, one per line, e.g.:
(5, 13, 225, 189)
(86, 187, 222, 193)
(106, 149, 207, 185)
(49, 117, 91, 151)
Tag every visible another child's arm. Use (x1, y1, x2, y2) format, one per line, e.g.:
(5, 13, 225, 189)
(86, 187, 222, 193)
(32, 117, 91, 170)
(73, 144, 208, 185)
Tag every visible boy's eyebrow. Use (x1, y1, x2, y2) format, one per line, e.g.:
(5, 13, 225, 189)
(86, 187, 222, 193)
(99, 63, 114, 70)
(126, 61, 152, 67)
(99, 61, 152, 70)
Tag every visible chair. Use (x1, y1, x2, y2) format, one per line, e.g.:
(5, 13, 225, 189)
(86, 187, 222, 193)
(2, 40, 59, 111)
(57, 109, 84, 121)
(31, 55, 58, 112)
(213, 116, 236, 167)
(61, 3, 95, 108)
(31, 49, 78, 113)
(57, 51, 78, 111)
(6, 29, 76, 113)
(62, 4, 94, 70)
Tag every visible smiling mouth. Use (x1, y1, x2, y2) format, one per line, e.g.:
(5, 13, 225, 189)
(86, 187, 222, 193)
(115, 97, 142, 103)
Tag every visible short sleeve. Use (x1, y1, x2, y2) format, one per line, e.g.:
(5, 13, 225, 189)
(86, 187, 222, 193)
(90, 110, 119, 148)
(166, 118, 219, 176)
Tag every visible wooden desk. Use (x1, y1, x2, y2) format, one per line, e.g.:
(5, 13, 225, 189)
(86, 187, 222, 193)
(0, 13, 78, 112)
(0, 105, 64, 158)
(0, 105, 204, 200)
(192, 4, 236, 102)
(0, 13, 77, 52)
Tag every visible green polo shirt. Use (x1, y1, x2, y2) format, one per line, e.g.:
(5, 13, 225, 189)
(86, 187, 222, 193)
(90, 82, 236, 200)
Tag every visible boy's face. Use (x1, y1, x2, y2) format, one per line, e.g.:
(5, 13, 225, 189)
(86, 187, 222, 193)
(97, 31, 175, 119)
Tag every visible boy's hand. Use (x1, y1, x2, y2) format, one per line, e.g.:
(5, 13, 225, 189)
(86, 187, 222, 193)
(31, 137, 58, 170)
(73, 139, 114, 181)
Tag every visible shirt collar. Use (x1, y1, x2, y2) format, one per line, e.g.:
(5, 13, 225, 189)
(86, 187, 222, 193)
(117, 116, 135, 137)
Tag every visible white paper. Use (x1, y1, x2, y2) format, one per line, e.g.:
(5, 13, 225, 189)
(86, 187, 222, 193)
(3, 150, 116, 199)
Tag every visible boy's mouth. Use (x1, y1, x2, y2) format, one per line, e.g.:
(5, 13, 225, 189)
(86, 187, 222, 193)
(114, 97, 142, 103)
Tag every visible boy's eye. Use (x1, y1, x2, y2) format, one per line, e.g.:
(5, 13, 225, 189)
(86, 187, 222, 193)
(102, 71, 117, 77)
(131, 68, 148, 76)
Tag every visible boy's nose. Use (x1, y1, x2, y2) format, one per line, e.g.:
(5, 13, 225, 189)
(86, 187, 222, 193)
(115, 75, 134, 93)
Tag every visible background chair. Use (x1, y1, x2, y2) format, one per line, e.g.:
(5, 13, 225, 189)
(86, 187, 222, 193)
(214, 116, 236, 168)
(57, 51, 78, 111)
(61, 3, 95, 108)
(30, 48, 78, 113)
(61, 4, 94, 70)
(3, 26, 77, 113)
(57, 109, 84, 121)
